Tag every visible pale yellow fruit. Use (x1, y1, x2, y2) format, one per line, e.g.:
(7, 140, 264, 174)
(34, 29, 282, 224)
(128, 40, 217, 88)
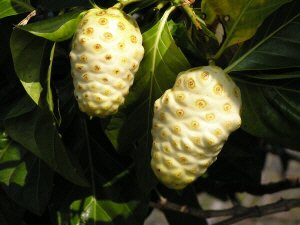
(151, 66, 242, 189)
(70, 7, 144, 117)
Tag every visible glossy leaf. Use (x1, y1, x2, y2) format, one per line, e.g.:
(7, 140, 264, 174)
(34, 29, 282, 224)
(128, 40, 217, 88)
(0, 0, 34, 19)
(10, 29, 47, 105)
(238, 82, 300, 149)
(21, 10, 86, 42)
(0, 130, 53, 215)
(201, 0, 292, 55)
(105, 8, 190, 192)
(4, 108, 89, 187)
(227, 1, 300, 72)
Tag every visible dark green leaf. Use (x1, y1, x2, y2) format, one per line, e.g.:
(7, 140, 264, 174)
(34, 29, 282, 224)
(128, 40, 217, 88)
(10, 29, 47, 104)
(105, 8, 190, 192)
(57, 168, 149, 225)
(239, 82, 300, 149)
(4, 108, 89, 187)
(38, 0, 91, 11)
(0, 130, 54, 214)
(202, 0, 292, 51)
(0, 0, 34, 19)
(227, 1, 300, 72)
(21, 10, 86, 42)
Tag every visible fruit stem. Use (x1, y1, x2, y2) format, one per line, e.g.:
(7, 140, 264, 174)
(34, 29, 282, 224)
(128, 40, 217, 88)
(89, 0, 100, 9)
(173, 0, 216, 39)
(117, 0, 143, 7)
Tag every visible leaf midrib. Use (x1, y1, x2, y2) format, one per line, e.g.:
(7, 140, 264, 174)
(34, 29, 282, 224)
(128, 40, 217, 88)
(226, 12, 300, 73)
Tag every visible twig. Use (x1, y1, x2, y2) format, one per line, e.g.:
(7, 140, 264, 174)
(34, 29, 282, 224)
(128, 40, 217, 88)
(17, 10, 37, 26)
(149, 198, 300, 223)
(195, 178, 300, 196)
(214, 198, 300, 225)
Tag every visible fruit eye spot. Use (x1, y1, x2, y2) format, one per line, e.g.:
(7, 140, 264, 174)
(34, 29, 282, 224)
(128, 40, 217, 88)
(115, 82, 124, 89)
(77, 85, 83, 90)
(213, 84, 223, 95)
(165, 160, 173, 167)
(118, 22, 125, 30)
(94, 43, 102, 51)
(160, 131, 167, 138)
(84, 94, 89, 98)
(190, 120, 199, 129)
(187, 78, 195, 89)
(80, 55, 88, 62)
(175, 78, 182, 87)
(96, 11, 106, 16)
(95, 96, 102, 102)
(234, 88, 240, 98)
(224, 103, 231, 112)
(130, 63, 137, 71)
(82, 73, 89, 81)
(130, 35, 137, 43)
(80, 38, 87, 45)
(75, 64, 84, 71)
(176, 172, 182, 177)
(105, 54, 112, 61)
(80, 19, 88, 27)
(200, 71, 209, 80)
(154, 103, 159, 111)
(163, 146, 170, 153)
(85, 27, 94, 35)
(113, 69, 120, 75)
(175, 93, 185, 102)
(214, 129, 222, 136)
(163, 95, 169, 103)
(195, 99, 207, 109)
(93, 65, 101, 72)
(173, 126, 181, 134)
(98, 18, 108, 25)
(159, 112, 166, 121)
(205, 113, 215, 121)
(121, 58, 128, 64)
(176, 109, 184, 118)
(179, 156, 187, 163)
(192, 137, 201, 145)
(118, 42, 125, 49)
(103, 32, 113, 40)
(103, 89, 111, 95)
(126, 73, 133, 81)
(102, 77, 108, 83)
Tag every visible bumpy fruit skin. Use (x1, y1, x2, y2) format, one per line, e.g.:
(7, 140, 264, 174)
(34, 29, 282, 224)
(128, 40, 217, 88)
(69, 7, 144, 117)
(151, 66, 242, 189)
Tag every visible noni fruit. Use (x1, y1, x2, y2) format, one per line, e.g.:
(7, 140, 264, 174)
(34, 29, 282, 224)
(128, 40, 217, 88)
(69, 7, 144, 117)
(151, 66, 242, 189)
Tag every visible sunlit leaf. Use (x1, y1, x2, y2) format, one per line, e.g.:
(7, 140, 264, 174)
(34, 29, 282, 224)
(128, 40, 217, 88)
(201, 0, 293, 56)
(21, 10, 85, 42)
(105, 7, 190, 192)
(227, 1, 300, 72)
(10, 29, 47, 105)
(0, 0, 34, 19)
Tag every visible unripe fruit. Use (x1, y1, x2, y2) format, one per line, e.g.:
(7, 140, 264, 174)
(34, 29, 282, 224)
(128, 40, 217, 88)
(151, 66, 242, 189)
(70, 7, 144, 117)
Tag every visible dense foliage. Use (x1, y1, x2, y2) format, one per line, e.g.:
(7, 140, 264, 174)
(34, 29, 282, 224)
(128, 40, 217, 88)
(0, 0, 299, 224)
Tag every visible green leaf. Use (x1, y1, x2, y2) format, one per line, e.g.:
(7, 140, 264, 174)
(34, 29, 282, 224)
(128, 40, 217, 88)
(46, 43, 55, 112)
(10, 29, 47, 105)
(0, 0, 34, 19)
(57, 169, 148, 225)
(227, 1, 300, 72)
(239, 82, 300, 149)
(0, 130, 54, 215)
(105, 7, 190, 192)
(21, 10, 86, 42)
(201, 0, 293, 58)
(38, 0, 91, 11)
(4, 108, 89, 187)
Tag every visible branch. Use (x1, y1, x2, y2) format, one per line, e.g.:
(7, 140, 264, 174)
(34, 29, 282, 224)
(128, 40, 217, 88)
(149, 198, 300, 224)
(195, 178, 300, 196)
(214, 198, 300, 225)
